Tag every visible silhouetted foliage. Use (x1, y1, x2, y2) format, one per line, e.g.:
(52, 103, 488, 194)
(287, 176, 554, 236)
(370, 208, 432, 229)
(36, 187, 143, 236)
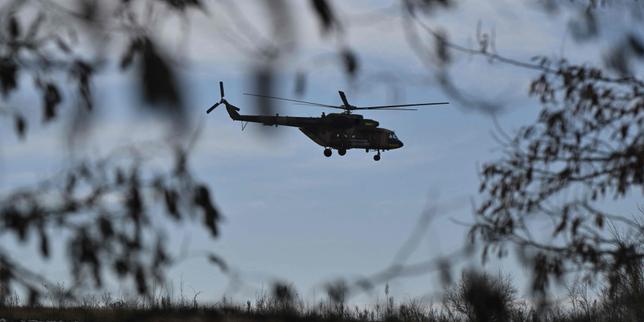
(599, 263, 644, 321)
(444, 270, 516, 322)
(0, 146, 220, 304)
(0, 0, 227, 303)
(1, 268, 640, 321)
(0, 0, 376, 305)
(386, 0, 644, 311)
(0, 0, 199, 140)
(365, 0, 644, 300)
(310, 0, 339, 35)
(471, 57, 643, 295)
(2, 1, 643, 319)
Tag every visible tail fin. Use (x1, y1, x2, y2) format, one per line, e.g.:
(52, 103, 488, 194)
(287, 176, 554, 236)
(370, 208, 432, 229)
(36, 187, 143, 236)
(224, 102, 241, 120)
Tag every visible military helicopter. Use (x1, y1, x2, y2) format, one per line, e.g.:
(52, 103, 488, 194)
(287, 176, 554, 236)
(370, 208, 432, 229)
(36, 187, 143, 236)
(206, 82, 448, 161)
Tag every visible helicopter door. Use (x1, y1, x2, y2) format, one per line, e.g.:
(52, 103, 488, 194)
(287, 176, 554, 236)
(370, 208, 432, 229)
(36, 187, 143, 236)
(367, 131, 385, 148)
(377, 131, 388, 147)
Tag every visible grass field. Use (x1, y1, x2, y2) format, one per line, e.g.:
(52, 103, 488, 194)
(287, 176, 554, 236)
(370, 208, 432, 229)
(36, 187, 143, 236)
(1, 270, 642, 322)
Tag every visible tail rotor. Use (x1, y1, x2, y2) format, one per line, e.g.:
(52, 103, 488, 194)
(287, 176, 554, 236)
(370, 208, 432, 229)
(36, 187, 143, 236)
(206, 81, 226, 114)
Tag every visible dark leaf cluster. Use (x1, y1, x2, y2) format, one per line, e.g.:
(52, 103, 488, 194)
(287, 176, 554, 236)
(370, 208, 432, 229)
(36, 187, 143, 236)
(444, 270, 517, 322)
(0, 0, 196, 140)
(0, 147, 221, 304)
(473, 58, 643, 294)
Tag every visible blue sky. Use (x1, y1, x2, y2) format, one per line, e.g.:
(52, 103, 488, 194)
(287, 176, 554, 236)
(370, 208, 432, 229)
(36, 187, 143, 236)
(1, 0, 642, 305)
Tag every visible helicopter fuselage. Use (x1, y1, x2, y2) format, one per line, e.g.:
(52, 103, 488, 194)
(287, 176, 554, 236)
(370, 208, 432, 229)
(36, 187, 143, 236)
(298, 120, 403, 151)
(223, 105, 403, 152)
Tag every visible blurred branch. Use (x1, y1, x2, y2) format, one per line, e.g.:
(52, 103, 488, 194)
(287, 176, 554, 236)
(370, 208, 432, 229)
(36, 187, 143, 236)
(407, 6, 644, 87)
(0, 140, 222, 303)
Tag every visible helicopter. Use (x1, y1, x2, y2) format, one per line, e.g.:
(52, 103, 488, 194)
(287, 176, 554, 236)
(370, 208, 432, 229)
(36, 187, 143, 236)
(206, 82, 448, 161)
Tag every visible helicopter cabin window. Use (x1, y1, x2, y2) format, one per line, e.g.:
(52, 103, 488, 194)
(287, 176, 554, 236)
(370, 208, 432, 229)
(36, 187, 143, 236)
(388, 132, 398, 139)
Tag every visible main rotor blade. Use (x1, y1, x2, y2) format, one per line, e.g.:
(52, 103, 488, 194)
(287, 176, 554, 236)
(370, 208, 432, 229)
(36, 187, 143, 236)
(219, 81, 225, 98)
(360, 108, 418, 111)
(206, 102, 220, 114)
(243, 93, 343, 109)
(356, 102, 450, 109)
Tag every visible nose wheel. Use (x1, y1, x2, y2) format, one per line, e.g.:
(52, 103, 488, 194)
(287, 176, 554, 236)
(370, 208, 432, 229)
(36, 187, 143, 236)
(373, 151, 381, 161)
(324, 148, 332, 157)
(338, 149, 347, 156)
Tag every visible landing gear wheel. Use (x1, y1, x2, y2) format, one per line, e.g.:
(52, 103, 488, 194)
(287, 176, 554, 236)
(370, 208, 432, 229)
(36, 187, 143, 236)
(373, 154, 381, 161)
(338, 149, 347, 156)
(324, 148, 332, 157)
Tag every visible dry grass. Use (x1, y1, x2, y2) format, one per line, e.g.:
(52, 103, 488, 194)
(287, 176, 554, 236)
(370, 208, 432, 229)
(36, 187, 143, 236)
(1, 269, 642, 322)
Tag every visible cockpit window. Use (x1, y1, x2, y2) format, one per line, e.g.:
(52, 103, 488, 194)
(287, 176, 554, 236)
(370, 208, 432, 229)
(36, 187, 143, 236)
(389, 132, 398, 140)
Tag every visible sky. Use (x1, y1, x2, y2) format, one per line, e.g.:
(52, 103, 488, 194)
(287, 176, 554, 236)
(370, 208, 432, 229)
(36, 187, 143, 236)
(1, 0, 643, 306)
